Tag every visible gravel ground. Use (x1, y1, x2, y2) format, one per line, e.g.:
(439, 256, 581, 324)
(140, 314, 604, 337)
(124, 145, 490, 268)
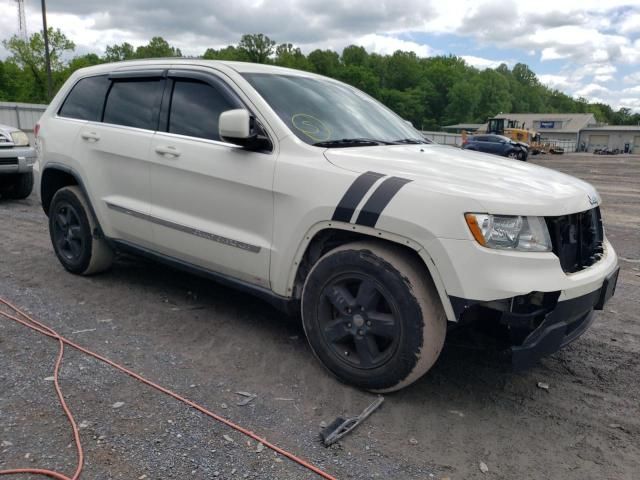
(1, 153, 638, 479)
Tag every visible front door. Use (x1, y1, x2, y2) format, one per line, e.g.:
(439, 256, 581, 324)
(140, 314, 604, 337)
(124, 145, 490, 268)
(148, 72, 275, 288)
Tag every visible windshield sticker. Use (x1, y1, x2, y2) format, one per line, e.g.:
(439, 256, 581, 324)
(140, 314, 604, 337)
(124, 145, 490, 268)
(291, 114, 331, 142)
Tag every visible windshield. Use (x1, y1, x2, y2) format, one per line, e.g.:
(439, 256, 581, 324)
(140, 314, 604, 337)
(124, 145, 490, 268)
(241, 73, 427, 147)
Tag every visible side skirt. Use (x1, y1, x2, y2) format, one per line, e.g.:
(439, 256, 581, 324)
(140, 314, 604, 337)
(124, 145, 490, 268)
(112, 239, 298, 316)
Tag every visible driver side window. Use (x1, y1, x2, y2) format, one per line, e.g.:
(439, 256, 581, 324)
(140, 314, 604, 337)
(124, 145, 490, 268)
(168, 79, 235, 141)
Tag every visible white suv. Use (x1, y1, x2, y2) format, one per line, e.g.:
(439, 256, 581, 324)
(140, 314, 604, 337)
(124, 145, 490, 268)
(35, 60, 619, 391)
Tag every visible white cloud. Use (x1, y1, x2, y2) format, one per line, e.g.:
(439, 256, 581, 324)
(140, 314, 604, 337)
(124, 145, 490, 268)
(538, 74, 573, 90)
(576, 83, 611, 97)
(594, 74, 614, 83)
(354, 34, 433, 57)
(461, 55, 510, 69)
(623, 71, 640, 84)
(620, 13, 640, 34)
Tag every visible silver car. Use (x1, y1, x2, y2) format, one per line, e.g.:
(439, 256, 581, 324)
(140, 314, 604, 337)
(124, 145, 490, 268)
(0, 123, 36, 199)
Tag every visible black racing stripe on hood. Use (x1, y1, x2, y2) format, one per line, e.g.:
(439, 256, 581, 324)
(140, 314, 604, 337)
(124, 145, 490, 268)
(355, 176, 412, 227)
(332, 171, 384, 222)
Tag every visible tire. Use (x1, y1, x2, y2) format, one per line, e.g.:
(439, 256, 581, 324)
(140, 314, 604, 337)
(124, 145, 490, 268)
(48, 186, 114, 275)
(517, 150, 527, 161)
(0, 171, 34, 199)
(507, 150, 518, 159)
(301, 241, 446, 392)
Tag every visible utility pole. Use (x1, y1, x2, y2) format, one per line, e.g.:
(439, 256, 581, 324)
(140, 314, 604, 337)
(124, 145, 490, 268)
(41, 0, 53, 101)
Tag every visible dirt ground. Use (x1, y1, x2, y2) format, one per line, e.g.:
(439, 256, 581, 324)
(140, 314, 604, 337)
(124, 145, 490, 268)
(1, 153, 638, 480)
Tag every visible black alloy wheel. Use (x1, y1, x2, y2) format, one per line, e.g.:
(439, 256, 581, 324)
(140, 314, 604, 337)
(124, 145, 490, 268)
(318, 273, 401, 370)
(302, 241, 447, 391)
(51, 201, 85, 263)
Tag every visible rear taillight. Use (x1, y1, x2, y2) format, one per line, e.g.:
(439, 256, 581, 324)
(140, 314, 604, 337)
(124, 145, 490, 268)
(34, 123, 40, 138)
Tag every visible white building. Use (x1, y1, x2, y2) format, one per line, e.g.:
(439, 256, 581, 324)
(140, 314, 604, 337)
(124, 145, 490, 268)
(578, 125, 640, 153)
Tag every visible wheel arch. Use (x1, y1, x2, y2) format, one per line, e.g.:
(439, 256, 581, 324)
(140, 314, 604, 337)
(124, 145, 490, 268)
(287, 222, 456, 321)
(40, 164, 105, 239)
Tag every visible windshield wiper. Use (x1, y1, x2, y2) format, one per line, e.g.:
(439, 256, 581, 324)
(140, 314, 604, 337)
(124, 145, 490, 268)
(313, 138, 396, 148)
(392, 138, 431, 144)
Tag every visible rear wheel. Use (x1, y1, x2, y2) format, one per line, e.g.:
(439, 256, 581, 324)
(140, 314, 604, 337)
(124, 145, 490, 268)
(0, 171, 34, 199)
(301, 241, 446, 392)
(49, 186, 113, 275)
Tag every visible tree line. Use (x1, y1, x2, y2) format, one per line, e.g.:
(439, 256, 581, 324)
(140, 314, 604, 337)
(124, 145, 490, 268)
(1, 30, 637, 129)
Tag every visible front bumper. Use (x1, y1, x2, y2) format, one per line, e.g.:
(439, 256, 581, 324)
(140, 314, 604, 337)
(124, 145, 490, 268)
(0, 146, 36, 174)
(450, 266, 619, 369)
(430, 236, 618, 303)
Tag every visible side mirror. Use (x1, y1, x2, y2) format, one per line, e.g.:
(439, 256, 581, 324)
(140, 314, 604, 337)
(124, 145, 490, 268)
(219, 109, 252, 143)
(219, 109, 272, 151)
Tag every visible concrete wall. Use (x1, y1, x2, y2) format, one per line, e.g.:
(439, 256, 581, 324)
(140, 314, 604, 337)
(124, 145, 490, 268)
(421, 131, 463, 146)
(578, 130, 640, 153)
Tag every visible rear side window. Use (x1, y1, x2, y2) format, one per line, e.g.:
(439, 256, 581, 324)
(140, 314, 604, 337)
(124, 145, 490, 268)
(168, 79, 235, 141)
(103, 79, 164, 130)
(58, 75, 110, 121)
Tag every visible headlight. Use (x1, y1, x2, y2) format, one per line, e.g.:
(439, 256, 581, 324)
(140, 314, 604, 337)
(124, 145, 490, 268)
(10, 131, 30, 147)
(465, 213, 552, 252)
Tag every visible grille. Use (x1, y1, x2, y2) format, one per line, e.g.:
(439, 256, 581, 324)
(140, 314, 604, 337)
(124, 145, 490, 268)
(0, 158, 19, 166)
(545, 207, 604, 273)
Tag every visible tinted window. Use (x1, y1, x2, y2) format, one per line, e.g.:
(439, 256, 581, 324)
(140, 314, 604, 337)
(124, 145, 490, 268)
(168, 79, 235, 141)
(103, 79, 164, 130)
(59, 75, 110, 121)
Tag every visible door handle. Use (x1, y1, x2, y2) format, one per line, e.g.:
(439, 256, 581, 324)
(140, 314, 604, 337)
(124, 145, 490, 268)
(81, 131, 100, 142)
(155, 145, 181, 157)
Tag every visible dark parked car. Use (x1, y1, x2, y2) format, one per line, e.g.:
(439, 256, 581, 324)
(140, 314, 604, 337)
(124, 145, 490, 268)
(462, 134, 528, 161)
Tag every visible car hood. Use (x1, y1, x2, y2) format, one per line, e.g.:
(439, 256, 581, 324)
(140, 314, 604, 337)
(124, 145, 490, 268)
(324, 144, 599, 216)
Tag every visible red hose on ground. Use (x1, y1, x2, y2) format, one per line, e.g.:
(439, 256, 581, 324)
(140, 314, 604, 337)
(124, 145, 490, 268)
(0, 297, 338, 480)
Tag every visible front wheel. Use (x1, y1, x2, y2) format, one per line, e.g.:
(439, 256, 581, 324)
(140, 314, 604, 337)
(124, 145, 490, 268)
(301, 241, 446, 392)
(0, 171, 34, 199)
(517, 150, 527, 161)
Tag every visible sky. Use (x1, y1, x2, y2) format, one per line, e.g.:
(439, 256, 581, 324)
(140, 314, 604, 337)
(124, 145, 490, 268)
(2, 0, 640, 111)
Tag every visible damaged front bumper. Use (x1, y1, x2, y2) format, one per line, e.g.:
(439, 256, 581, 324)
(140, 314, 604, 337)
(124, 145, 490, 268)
(449, 266, 620, 369)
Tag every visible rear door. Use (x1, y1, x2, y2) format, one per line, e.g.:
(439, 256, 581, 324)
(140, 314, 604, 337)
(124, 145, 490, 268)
(74, 71, 165, 247)
(148, 70, 276, 287)
(486, 136, 504, 154)
(474, 136, 493, 153)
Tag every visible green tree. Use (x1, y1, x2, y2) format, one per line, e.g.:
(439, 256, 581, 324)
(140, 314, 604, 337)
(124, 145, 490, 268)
(444, 80, 481, 125)
(67, 53, 102, 72)
(238, 34, 275, 63)
(135, 37, 182, 58)
(385, 51, 421, 90)
(475, 69, 512, 121)
(0, 29, 630, 130)
(338, 65, 380, 97)
(104, 42, 136, 62)
(307, 49, 340, 77)
(341, 45, 368, 67)
(202, 46, 248, 61)
(274, 43, 314, 70)
(2, 28, 75, 101)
